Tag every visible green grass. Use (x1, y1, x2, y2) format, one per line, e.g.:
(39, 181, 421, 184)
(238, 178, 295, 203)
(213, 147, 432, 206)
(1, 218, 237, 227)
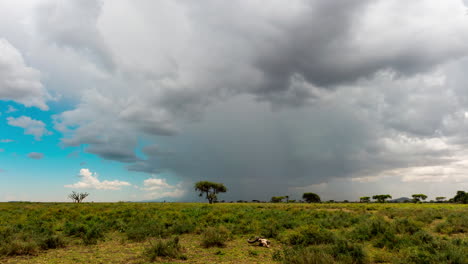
(0, 202, 466, 263)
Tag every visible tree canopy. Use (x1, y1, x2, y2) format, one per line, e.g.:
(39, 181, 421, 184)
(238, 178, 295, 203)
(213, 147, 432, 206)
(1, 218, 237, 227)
(302, 192, 321, 203)
(360, 196, 370, 203)
(453, 191, 468, 204)
(372, 194, 392, 203)
(194, 181, 227, 204)
(270, 196, 286, 203)
(412, 194, 428, 202)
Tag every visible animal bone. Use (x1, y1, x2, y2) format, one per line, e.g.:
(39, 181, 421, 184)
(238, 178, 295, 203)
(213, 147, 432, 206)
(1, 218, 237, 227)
(247, 237, 271, 248)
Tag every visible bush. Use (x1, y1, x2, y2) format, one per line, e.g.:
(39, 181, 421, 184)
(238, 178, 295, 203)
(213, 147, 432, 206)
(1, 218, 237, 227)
(280, 225, 335, 246)
(393, 218, 422, 235)
(350, 217, 389, 241)
(0, 239, 39, 256)
(260, 220, 284, 239)
(63, 221, 104, 245)
(169, 219, 196, 235)
(144, 237, 186, 261)
(201, 226, 230, 248)
(281, 246, 335, 264)
(434, 213, 468, 234)
(372, 229, 400, 250)
(38, 234, 66, 249)
(331, 240, 368, 264)
(82, 224, 104, 245)
(125, 219, 166, 242)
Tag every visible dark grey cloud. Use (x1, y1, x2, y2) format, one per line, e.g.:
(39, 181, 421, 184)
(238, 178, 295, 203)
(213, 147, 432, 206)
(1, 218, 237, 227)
(86, 144, 139, 163)
(51, 0, 468, 200)
(125, 92, 457, 200)
(27, 152, 44, 160)
(178, 0, 468, 107)
(3, 0, 468, 200)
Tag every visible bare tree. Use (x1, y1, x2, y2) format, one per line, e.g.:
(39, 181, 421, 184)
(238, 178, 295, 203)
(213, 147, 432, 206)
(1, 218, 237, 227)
(68, 191, 89, 203)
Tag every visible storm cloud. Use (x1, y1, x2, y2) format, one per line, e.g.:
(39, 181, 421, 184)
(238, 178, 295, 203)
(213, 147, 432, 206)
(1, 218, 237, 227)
(2, 0, 468, 200)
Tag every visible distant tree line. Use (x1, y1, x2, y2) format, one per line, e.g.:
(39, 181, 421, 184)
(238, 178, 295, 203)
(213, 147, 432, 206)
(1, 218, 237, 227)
(190, 182, 468, 204)
(66, 180, 468, 205)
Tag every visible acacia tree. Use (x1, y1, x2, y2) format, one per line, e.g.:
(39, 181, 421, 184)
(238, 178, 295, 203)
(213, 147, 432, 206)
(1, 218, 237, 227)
(453, 191, 468, 204)
(360, 196, 370, 203)
(68, 191, 89, 203)
(194, 181, 227, 204)
(412, 194, 428, 203)
(435, 197, 446, 202)
(302, 193, 321, 203)
(372, 194, 392, 203)
(271, 196, 286, 203)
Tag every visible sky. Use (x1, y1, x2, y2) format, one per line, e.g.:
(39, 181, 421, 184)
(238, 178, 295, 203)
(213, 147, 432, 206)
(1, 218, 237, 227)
(1, 0, 468, 202)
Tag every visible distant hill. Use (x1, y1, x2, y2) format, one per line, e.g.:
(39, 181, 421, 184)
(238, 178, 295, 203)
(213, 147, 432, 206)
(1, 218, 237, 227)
(390, 197, 412, 203)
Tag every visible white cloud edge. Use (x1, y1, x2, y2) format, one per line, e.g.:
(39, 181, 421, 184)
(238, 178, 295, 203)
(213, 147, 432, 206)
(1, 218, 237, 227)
(64, 168, 131, 190)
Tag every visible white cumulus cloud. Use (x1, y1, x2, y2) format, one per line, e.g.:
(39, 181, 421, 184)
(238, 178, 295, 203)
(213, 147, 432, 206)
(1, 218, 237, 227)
(65, 168, 131, 190)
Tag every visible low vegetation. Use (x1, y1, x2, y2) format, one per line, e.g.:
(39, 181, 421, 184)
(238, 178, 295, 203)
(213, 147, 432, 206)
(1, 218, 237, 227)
(0, 202, 466, 263)
(144, 237, 187, 261)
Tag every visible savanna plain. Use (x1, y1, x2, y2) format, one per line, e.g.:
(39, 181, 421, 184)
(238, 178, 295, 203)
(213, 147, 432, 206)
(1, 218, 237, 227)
(0, 202, 467, 264)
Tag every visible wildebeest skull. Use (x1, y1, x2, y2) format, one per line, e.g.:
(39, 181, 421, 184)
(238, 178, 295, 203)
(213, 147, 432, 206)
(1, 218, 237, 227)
(247, 237, 271, 248)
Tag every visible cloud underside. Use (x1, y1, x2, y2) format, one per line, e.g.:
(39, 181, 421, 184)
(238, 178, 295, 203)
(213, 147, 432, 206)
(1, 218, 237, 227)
(2, 0, 468, 198)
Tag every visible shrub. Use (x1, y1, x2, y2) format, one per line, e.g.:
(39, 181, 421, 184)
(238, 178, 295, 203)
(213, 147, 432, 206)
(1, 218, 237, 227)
(38, 234, 66, 249)
(125, 219, 166, 242)
(63, 221, 104, 245)
(260, 220, 284, 239)
(281, 246, 335, 264)
(350, 217, 389, 241)
(434, 213, 468, 234)
(0, 239, 39, 256)
(393, 218, 422, 235)
(280, 225, 335, 246)
(169, 219, 196, 235)
(144, 237, 186, 261)
(201, 226, 230, 248)
(82, 224, 104, 245)
(331, 240, 368, 264)
(317, 212, 362, 229)
(372, 229, 400, 250)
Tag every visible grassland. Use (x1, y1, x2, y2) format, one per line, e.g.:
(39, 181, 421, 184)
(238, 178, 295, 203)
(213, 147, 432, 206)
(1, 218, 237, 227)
(0, 202, 466, 264)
